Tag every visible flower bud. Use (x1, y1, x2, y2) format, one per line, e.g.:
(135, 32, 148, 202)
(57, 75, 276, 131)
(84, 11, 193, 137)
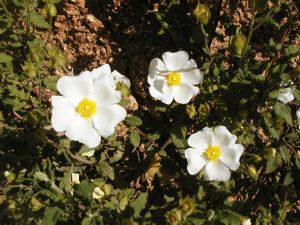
(179, 196, 195, 219)
(29, 197, 44, 212)
(117, 193, 128, 211)
(198, 103, 210, 118)
(251, 0, 268, 12)
(263, 147, 277, 159)
(194, 3, 211, 25)
(92, 187, 105, 201)
(245, 164, 258, 180)
(230, 32, 247, 56)
(116, 82, 131, 97)
(103, 184, 113, 196)
(4, 171, 15, 183)
(165, 209, 182, 225)
(48, 3, 57, 17)
(186, 104, 197, 119)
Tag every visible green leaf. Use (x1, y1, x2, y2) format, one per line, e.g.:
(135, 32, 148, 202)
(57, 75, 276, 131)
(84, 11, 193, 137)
(41, 206, 64, 225)
(0, 53, 13, 63)
(81, 217, 93, 225)
(293, 89, 300, 102)
(170, 123, 187, 148)
(265, 154, 282, 174)
(283, 172, 293, 186)
(30, 12, 49, 29)
(75, 179, 94, 198)
(97, 161, 115, 180)
(34, 172, 50, 182)
(131, 192, 148, 218)
(274, 102, 292, 126)
(124, 116, 143, 126)
(130, 130, 140, 148)
(279, 146, 291, 163)
(42, 76, 60, 91)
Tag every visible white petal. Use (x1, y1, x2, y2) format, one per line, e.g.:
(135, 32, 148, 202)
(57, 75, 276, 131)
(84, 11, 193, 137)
(277, 88, 294, 104)
(90, 64, 111, 79)
(92, 105, 126, 138)
(65, 117, 101, 148)
(212, 126, 237, 148)
(185, 148, 207, 175)
(173, 83, 199, 104)
(162, 51, 189, 71)
(57, 74, 93, 104)
(204, 161, 231, 181)
(149, 84, 174, 105)
(148, 58, 167, 86)
(91, 74, 121, 106)
(187, 130, 213, 150)
(181, 68, 203, 85)
(71, 173, 80, 184)
(220, 144, 244, 171)
(111, 70, 131, 87)
(51, 96, 77, 132)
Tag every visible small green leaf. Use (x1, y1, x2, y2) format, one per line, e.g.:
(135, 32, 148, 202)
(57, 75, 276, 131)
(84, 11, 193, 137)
(125, 116, 143, 126)
(170, 123, 187, 148)
(30, 12, 49, 29)
(0, 53, 13, 63)
(274, 102, 292, 126)
(130, 130, 140, 148)
(41, 206, 63, 225)
(42, 76, 60, 91)
(75, 179, 94, 198)
(34, 172, 50, 182)
(131, 192, 148, 218)
(266, 154, 282, 174)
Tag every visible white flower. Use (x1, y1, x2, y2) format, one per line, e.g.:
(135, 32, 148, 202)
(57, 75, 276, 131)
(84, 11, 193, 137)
(184, 126, 244, 181)
(4, 171, 10, 177)
(51, 67, 127, 148)
(92, 187, 105, 200)
(296, 108, 300, 129)
(242, 219, 251, 225)
(148, 51, 203, 104)
(91, 64, 131, 88)
(277, 87, 294, 104)
(71, 173, 80, 184)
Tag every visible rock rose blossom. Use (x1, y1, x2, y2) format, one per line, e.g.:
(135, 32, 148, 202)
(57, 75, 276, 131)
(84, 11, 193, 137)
(184, 126, 244, 181)
(148, 51, 203, 104)
(51, 66, 127, 148)
(277, 87, 294, 104)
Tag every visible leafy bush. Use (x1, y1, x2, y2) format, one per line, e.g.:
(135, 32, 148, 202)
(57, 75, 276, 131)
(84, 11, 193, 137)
(0, 0, 300, 224)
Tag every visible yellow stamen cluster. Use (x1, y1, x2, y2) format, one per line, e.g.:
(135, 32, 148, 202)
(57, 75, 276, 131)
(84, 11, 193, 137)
(166, 71, 181, 86)
(204, 146, 221, 161)
(76, 98, 97, 119)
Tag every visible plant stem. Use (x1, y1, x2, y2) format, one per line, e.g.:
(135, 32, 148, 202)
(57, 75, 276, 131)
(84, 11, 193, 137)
(200, 23, 211, 56)
(242, 12, 256, 56)
(253, 9, 273, 31)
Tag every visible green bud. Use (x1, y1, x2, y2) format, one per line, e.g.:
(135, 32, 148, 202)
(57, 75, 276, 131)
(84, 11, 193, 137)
(186, 104, 197, 119)
(116, 82, 131, 97)
(117, 193, 128, 211)
(48, 3, 57, 17)
(263, 147, 277, 159)
(29, 197, 44, 212)
(165, 209, 182, 225)
(179, 196, 195, 219)
(4, 171, 15, 183)
(198, 103, 211, 118)
(194, 3, 211, 25)
(103, 184, 113, 196)
(251, 0, 268, 12)
(230, 32, 247, 56)
(246, 164, 258, 180)
(252, 154, 263, 162)
(22, 62, 37, 78)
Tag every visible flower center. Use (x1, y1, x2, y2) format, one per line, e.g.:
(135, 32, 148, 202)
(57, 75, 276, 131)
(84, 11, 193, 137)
(76, 98, 97, 119)
(166, 71, 181, 86)
(204, 146, 221, 161)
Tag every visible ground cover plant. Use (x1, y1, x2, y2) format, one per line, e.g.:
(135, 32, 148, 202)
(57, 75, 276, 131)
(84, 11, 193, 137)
(0, 0, 300, 224)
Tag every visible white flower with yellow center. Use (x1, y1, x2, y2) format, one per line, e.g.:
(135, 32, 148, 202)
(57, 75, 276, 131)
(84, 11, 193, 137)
(277, 87, 294, 104)
(148, 51, 203, 104)
(184, 126, 244, 181)
(51, 67, 127, 148)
